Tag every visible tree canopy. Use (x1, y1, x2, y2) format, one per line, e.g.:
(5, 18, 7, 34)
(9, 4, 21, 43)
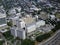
(36, 33, 51, 42)
(21, 39, 34, 45)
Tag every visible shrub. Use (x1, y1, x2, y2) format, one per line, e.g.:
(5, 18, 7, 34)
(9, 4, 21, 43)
(52, 21, 60, 32)
(7, 21, 13, 27)
(36, 33, 51, 42)
(21, 39, 34, 45)
(0, 40, 4, 45)
(3, 31, 14, 40)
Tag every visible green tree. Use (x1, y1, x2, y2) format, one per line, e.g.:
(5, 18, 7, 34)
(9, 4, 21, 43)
(52, 21, 60, 32)
(0, 41, 3, 45)
(36, 33, 51, 42)
(21, 39, 34, 45)
(3, 31, 14, 40)
(7, 21, 13, 27)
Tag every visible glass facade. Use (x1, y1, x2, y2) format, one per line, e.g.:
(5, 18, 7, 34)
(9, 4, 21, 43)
(0, 18, 6, 25)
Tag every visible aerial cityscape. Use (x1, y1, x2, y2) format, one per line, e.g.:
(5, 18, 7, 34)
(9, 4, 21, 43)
(0, 0, 60, 45)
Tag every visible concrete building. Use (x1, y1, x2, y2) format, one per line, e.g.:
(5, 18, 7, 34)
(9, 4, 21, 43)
(48, 15, 56, 20)
(11, 16, 19, 26)
(0, 5, 7, 30)
(26, 23, 36, 33)
(10, 14, 46, 39)
(8, 6, 21, 15)
(8, 8, 16, 15)
(21, 15, 35, 24)
(17, 29, 26, 39)
(36, 20, 45, 28)
(19, 20, 25, 28)
(11, 27, 26, 39)
(30, 7, 41, 11)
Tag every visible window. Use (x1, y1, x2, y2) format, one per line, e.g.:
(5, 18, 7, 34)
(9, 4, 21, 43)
(0, 18, 6, 25)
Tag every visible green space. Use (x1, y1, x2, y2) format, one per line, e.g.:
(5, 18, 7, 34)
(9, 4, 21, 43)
(11, 37, 20, 43)
(0, 40, 4, 45)
(36, 21, 60, 42)
(21, 39, 35, 45)
(7, 21, 13, 27)
(3, 31, 14, 40)
(36, 33, 51, 42)
(4, 20, 60, 44)
(51, 21, 60, 32)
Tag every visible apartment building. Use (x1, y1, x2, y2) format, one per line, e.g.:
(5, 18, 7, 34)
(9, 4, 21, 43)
(0, 5, 7, 30)
(10, 14, 45, 39)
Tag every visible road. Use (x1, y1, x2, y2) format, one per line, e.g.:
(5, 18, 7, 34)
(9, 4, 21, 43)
(39, 30, 60, 45)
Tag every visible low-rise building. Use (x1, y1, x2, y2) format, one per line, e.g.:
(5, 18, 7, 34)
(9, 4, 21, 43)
(0, 5, 7, 30)
(36, 20, 45, 28)
(8, 6, 21, 15)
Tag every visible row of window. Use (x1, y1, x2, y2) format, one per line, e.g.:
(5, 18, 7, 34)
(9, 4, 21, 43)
(0, 18, 6, 25)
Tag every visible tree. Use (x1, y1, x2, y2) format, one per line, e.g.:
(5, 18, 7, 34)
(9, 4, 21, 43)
(0, 0, 2, 3)
(36, 33, 51, 42)
(21, 39, 34, 45)
(52, 21, 60, 32)
(7, 21, 13, 27)
(0, 40, 4, 45)
(3, 31, 14, 40)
